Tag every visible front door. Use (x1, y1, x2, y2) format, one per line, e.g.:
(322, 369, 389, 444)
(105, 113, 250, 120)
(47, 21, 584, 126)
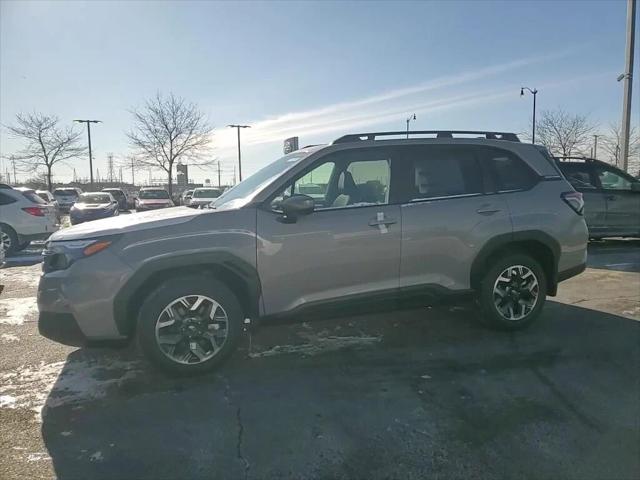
(256, 148, 402, 316)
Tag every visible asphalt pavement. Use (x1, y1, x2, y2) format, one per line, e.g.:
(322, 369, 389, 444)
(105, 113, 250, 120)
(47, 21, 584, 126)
(0, 238, 638, 480)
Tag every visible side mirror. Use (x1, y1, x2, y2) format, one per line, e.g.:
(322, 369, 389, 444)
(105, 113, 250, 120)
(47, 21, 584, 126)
(280, 194, 315, 222)
(631, 182, 640, 192)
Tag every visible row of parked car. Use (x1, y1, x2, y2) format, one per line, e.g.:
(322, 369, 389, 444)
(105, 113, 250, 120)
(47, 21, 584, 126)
(0, 184, 226, 258)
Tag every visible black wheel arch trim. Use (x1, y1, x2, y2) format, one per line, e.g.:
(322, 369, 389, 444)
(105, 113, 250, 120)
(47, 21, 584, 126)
(113, 251, 262, 336)
(470, 230, 561, 296)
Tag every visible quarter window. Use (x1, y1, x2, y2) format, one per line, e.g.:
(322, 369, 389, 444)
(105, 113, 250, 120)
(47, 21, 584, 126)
(0, 192, 16, 205)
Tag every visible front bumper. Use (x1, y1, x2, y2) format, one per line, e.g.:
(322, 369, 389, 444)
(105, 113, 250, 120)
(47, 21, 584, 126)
(558, 262, 587, 283)
(70, 210, 114, 224)
(38, 312, 86, 347)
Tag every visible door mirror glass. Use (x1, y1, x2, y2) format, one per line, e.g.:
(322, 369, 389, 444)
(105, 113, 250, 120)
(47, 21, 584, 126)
(280, 194, 315, 222)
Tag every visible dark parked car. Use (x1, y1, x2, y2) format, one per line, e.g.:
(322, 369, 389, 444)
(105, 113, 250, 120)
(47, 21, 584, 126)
(102, 188, 128, 211)
(556, 157, 640, 239)
(70, 192, 119, 225)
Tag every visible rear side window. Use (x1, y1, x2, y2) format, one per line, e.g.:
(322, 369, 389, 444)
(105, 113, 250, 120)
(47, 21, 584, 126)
(0, 192, 17, 205)
(557, 164, 598, 189)
(21, 191, 46, 204)
(485, 149, 537, 191)
(405, 146, 483, 200)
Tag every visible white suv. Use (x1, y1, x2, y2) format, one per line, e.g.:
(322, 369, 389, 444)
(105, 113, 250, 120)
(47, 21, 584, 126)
(0, 184, 59, 255)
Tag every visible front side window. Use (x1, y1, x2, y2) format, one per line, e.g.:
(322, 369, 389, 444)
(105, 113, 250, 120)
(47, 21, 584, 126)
(596, 167, 635, 191)
(270, 149, 392, 211)
(406, 146, 483, 200)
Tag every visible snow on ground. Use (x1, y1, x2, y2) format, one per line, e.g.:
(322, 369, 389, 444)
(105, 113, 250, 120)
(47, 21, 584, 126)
(1, 333, 20, 342)
(1, 263, 42, 288)
(0, 296, 38, 325)
(0, 357, 144, 421)
(250, 334, 381, 358)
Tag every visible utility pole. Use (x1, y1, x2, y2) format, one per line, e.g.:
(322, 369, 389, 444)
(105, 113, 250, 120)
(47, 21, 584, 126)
(12, 158, 17, 184)
(130, 157, 135, 186)
(593, 135, 600, 159)
(228, 124, 250, 182)
(107, 153, 115, 183)
(618, 0, 636, 172)
(73, 168, 77, 182)
(406, 114, 416, 139)
(520, 87, 538, 143)
(233, 165, 236, 185)
(74, 119, 101, 186)
(217, 161, 221, 188)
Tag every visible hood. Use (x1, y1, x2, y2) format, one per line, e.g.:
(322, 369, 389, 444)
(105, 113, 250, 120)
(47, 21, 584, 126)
(50, 206, 207, 241)
(138, 198, 172, 203)
(73, 202, 111, 210)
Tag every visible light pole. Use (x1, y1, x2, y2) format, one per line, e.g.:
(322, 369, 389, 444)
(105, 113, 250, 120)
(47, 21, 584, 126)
(74, 119, 101, 186)
(593, 134, 600, 159)
(520, 87, 538, 144)
(406, 113, 416, 139)
(228, 124, 250, 182)
(617, 0, 636, 172)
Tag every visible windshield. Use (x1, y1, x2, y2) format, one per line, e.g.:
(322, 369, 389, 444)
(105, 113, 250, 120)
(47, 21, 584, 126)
(79, 193, 111, 204)
(213, 152, 308, 208)
(193, 189, 222, 198)
(139, 190, 170, 199)
(104, 190, 125, 198)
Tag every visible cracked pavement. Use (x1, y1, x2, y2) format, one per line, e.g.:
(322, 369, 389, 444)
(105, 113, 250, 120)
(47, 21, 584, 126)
(0, 239, 638, 479)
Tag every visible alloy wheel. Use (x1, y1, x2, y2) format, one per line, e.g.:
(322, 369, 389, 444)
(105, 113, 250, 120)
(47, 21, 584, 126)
(155, 295, 229, 365)
(492, 265, 539, 321)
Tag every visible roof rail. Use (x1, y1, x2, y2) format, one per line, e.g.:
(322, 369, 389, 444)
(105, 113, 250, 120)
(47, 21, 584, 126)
(333, 130, 521, 144)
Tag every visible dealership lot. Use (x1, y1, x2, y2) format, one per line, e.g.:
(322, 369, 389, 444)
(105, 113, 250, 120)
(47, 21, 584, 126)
(0, 240, 638, 480)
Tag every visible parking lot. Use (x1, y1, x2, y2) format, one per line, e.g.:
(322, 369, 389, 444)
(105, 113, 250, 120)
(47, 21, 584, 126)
(0, 238, 638, 480)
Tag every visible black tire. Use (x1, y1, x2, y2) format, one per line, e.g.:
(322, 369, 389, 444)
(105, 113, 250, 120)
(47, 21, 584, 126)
(477, 253, 547, 330)
(137, 274, 243, 375)
(0, 224, 19, 256)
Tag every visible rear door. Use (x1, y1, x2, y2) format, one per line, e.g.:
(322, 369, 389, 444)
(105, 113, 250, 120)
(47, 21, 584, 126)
(593, 164, 640, 235)
(558, 162, 607, 234)
(397, 144, 511, 293)
(256, 147, 402, 315)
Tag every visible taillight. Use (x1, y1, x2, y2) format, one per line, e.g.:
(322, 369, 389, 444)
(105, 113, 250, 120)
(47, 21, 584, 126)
(561, 191, 584, 215)
(22, 206, 47, 217)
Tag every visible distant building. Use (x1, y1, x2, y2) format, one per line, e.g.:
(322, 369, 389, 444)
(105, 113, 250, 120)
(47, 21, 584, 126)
(176, 163, 189, 185)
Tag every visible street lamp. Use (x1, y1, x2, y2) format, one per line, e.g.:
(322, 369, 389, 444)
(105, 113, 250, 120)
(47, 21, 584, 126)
(406, 114, 416, 139)
(227, 124, 250, 183)
(520, 87, 538, 144)
(74, 119, 101, 186)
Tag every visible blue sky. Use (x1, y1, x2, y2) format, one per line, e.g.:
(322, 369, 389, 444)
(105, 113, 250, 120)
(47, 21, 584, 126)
(1, 0, 638, 185)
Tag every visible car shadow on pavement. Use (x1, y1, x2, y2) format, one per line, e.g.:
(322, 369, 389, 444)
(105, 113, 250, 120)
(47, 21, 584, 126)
(41, 302, 639, 480)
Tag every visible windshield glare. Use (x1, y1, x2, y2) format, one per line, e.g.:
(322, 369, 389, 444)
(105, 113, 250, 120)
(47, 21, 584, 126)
(79, 194, 111, 204)
(213, 152, 307, 208)
(139, 190, 170, 199)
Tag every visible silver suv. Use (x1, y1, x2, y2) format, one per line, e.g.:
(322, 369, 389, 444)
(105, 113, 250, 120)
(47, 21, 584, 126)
(38, 131, 588, 374)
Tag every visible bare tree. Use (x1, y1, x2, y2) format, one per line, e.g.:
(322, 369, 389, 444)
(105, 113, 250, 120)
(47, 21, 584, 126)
(532, 109, 596, 157)
(127, 92, 213, 195)
(5, 112, 86, 191)
(600, 122, 640, 168)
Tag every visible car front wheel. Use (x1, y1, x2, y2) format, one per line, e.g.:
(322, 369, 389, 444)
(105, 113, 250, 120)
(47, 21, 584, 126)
(137, 275, 243, 374)
(477, 253, 547, 330)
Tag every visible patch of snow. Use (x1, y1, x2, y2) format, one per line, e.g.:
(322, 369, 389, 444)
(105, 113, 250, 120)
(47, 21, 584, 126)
(250, 335, 381, 358)
(26, 452, 50, 462)
(89, 451, 104, 462)
(0, 297, 38, 325)
(0, 358, 143, 421)
(1, 264, 42, 288)
(1, 333, 20, 342)
(0, 395, 17, 407)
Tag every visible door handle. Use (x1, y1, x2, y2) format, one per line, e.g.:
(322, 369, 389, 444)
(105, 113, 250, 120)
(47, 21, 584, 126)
(369, 217, 397, 227)
(476, 207, 501, 216)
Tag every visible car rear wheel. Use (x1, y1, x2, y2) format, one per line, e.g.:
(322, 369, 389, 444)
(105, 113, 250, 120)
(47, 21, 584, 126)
(0, 225, 18, 256)
(477, 253, 547, 330)
(137, 275, 243, 374)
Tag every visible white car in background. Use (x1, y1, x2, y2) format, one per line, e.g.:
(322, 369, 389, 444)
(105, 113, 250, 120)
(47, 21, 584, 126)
(0, 184, 59, 255)
(53, 187, 83, 212)
(188, 187, 223, 208)
(36, 190, 61, 221)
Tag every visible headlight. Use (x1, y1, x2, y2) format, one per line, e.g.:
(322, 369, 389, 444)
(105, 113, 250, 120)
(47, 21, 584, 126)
(43, 238, 114, 272)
